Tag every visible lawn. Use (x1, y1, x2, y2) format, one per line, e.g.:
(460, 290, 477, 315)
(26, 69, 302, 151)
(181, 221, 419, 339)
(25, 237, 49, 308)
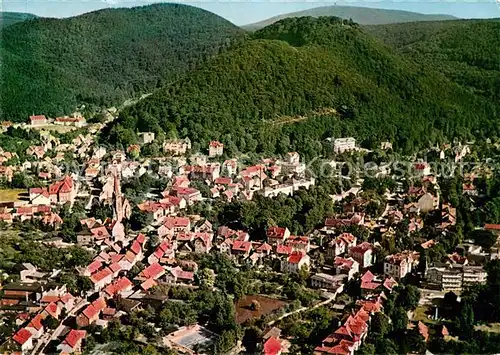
(413, 304, 437, 325)
(0, 189, 26, 203)
(475, 323, 500, 334)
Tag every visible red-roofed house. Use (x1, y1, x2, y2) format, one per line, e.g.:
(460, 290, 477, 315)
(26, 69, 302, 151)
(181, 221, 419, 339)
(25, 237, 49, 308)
(103, 277, 133, 297)
(49, 175, 76, 204)
(29, 115, 47, 126)
(76, 298, 106, 327)
(286, 236, 310, 253)
(83, 259, 103, 277)
(57, 329, 86, 354)
(256, 242, 273, 256)
(334, 257, 359, 280)
(232, 240, 252, 256)
(281, 252, 310, 273)
(90, 267, 113, 291)
(349, 242, 374, 268)
(140, 278, 158, 291)
(138, 263, 165, 280)
(263, 336, 282, 355)
(169, 266, 195, 283)
(209, 141, 224, 157)
(267, 226, 290, 245)
(12, 328, 33, 352)
(42, 302, 60, 319)
(158, 217, 191, 238)
(384, 251, 420, 280)
(26, 314, 44, 339)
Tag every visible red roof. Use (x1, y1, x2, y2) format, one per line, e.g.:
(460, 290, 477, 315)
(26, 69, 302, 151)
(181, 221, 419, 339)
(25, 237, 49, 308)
(171, 266, 194, 281)
(90, 267, 113, 283)
(87, 259, 103, 274)
(92, 298, 107, 312)
(276, 244, 293, 255)
(63, 329, 86, 348)
(13, 328, 32, 345)
(349, 242, 373, 254)
(28, 314, 43, 331)
(267, 226, 287, 239)
(257, 242, 273, 252)
(141, 263, 165, 279)
(232, 240, 252, 253)
(360, 270, 375, 283)
(104, 277, 133, 296)
(40, 295, 60, 303)
(30, 115, 46, 121)
(130, 240, 142, 255)
(136, 233, 146, 244)
(484, 223, 500, 230)
(140, 278, 158, 291)
(209, 141, 224, 148)
(44, 302, 59, 318)
(163, 217, 190, 230)
(287, 251, 306, 264)
(263, 336, 281, 355)
(215, 177, 232, 185)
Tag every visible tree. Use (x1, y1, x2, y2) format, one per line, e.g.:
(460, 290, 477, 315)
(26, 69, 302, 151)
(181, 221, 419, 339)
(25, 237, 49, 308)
(129, 208, 153, 231)
(214, 329, 238, 354)
(197, 268, 216, 289)
(370, 312, 390, 336)
(396, 285, 421, 310)
(242, 326, 262, 353)
(357, 343, 375, 355)
(392, 307, 409, 332)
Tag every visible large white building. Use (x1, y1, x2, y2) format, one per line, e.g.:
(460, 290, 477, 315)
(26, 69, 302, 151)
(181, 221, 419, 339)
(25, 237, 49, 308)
(333, 137, 356, 154)
(426, 264, 487, 291)
(384, 251, 419, 280)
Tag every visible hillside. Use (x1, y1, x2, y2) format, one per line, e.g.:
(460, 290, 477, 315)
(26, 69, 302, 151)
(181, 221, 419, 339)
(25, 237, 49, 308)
(364, 19, 500, 99)
(108, 17, 498, 157)
(0, 4, 244, 121)
(243, 5, 456, 30)
(0, 12, 37, 27)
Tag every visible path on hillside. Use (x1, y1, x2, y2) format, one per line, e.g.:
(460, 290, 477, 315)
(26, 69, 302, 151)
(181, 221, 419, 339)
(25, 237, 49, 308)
(267, 294, 337, 326)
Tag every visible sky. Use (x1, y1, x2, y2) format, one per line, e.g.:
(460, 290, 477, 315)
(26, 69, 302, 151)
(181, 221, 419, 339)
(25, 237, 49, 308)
(1, 0, 499, 25)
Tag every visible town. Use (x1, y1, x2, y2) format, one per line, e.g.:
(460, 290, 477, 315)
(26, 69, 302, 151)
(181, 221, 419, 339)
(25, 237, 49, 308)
(0, 113, 499, 355)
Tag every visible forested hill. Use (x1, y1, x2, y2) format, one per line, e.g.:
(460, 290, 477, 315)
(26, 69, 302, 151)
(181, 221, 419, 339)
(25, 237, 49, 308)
(364, 19, 500, 100)
(108, 17, 499, 158)
(0, 4, 244, 122)
(0, 12, 37, 27)
(243, 5, 456, 30)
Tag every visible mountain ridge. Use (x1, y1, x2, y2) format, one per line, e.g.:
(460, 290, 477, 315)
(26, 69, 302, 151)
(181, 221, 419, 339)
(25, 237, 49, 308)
(107, 16, 497, 157)
(0, 11, 37, 27)
(243, 5, 457, 30)
(0, 3, 244, 121)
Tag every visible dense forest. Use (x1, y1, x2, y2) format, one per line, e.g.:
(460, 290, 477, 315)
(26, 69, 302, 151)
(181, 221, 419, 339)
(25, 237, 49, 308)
(0, 4, 244, 121)
(364, 19, 500, 101)
(0, 12, 37, 27)
(244, 5, 456, 30)
(107, 17, 499, 157)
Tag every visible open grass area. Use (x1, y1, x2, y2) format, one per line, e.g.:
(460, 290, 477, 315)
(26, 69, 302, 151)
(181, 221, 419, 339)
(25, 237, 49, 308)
(475, 323, 500, 334)
(413, 304, 437, 325)
(0, 189, 26, 203)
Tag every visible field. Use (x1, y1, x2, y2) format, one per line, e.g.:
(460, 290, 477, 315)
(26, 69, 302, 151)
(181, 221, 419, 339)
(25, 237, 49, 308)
(413, 304, 437, 325)
(0, 189, 26, 203)
(235, 295, 288, 324)
(30, 124, 77, 133)
(475, 323, 500, 334)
